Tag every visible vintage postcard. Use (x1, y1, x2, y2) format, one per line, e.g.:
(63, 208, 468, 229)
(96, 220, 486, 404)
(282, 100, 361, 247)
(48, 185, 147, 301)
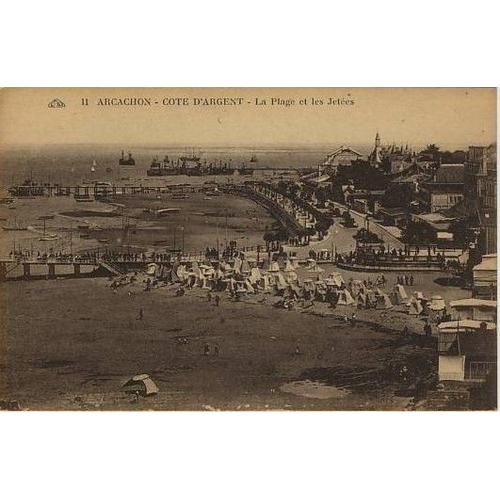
(0, 87, 496, 411)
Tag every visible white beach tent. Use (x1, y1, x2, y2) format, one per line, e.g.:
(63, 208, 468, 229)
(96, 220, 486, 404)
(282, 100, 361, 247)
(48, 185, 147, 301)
(393, 284, 408, 304)
(328, 272, 345, 288)
(407, 298, 423, 316)
(249, 267, 262, 284)
(349, 279, 365, 297)
(337, 289, 355, 306)
(429, 295, 446, 311)
(233, 257, 242, 274)
(122, 374, 159, 397)
(268, 261, 280, 273)
(240, 259, 251, 274)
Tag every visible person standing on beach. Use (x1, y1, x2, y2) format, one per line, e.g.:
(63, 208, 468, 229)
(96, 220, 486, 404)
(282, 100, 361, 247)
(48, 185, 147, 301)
(214, 295, 220, 307)
(138, 307, 144, 320)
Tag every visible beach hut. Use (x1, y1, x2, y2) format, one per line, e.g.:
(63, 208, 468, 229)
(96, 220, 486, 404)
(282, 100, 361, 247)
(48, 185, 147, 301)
(449, 298, 497, 323)
(122, 374, 159, 397)
(472, 254, 497, 294)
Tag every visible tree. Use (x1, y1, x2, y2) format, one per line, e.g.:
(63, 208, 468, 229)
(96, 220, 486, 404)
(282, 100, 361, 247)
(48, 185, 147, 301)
(382, 183, 413, 209)
(401, 220, 436, 245)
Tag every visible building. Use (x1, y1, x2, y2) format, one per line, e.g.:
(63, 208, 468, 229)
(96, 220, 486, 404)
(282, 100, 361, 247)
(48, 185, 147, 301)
(464, 144, 497, 255)
(377, 207, 408, 228)
(368, 132, 415, 173)
(449, 298, 497, 323)
(420, 163, 465, 212)
(472, 253, 497, 298)
(437, 320, 496, 383)
(321, 145, 364, 173)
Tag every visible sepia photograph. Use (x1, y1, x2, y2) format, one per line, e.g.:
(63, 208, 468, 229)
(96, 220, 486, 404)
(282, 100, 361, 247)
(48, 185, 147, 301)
(0, 87, 496, 411)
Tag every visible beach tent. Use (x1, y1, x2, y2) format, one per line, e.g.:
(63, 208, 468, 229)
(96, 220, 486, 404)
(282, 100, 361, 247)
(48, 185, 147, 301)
(245, 279, 256, 294)
(249, 267, 262, 284)
(349, 279, 364, 297)
(376, 292, 393, 310)
(284, 260, 295, 272)
(308, 264, 324, 274)
(413, 291, 428, 302)
(275, 272, 288, 291)
(302, 279, 316, 299)
(357, 293, 367, 309)
(268, 261, 280, 273)
(122, 374, 159, 397)
(146, 263, 157, 276)
(337, 289, 355, 306)
(240, 259, 251, 274)
(392, 284, 408, 305)
(429, 295, 446, 311)
(328, 272, 345, 288)
(283, 285, 301, 300)
(408, 298, 423, 316)
(289, 257, 300, 270)
(258, 274, 273, 292)
(233, 257, 242, 274)
(306, 258, 317, 269)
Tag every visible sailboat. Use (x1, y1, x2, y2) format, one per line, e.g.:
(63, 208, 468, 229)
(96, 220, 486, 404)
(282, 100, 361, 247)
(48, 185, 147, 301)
(38, 216, 58, 241)
(91, 159, 97, 173)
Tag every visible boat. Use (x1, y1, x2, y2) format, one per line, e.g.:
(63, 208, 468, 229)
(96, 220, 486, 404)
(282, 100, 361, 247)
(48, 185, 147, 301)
(119, 150, 136, 166)
(75, 194, 94, 202)
(147, 156, 180, 176)
(2, 218, 28, 230)
(39, 234, 58, 241)
(249, 154, 258, 163)
(91, 159, 97, 173)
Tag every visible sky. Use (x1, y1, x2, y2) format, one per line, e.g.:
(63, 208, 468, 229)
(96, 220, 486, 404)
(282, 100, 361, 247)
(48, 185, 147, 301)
(0, 87, 496, 149)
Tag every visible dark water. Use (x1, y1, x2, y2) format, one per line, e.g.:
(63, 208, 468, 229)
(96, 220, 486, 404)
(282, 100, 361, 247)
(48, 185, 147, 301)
(0, 144, 372, 187)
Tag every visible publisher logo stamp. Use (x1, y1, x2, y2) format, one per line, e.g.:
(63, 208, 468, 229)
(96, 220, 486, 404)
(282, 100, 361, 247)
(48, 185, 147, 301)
(48, 98, 66, 108)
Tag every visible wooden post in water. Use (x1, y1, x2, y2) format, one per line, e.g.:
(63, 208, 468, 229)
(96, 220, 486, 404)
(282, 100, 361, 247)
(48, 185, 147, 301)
(73, 263, 80, 277)
(23, 263, 31, 279)
(48, 263, 56, 279)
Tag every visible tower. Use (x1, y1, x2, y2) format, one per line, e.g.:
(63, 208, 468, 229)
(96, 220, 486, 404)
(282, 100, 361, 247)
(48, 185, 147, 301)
(375, 132, 380, 148)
